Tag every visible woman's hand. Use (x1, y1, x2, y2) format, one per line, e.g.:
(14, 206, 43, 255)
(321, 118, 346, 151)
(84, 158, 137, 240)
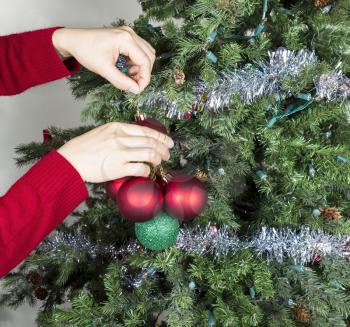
(52, 27, 155, 94)
(57, 122, 174, 183)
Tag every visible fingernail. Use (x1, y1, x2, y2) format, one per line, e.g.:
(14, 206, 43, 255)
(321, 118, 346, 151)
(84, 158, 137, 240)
(129, 86, 139, 94)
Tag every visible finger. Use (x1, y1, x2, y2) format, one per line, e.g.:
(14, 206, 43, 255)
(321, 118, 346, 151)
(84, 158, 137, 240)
(133, 35, 155, 66)
(135, 35, 156, 64)
(123, 162, 151, 177)
(124, 148, 163, 167)
(119, 40, 151, 92)
(128, 65, 140, 76)
(125, 58, 151, 69)
(119, 26, 156, 55)
(122, 124, 174, 148)
(124, 35, 153, 66)
(130, 73, 142, 83)
(102, 64, 140, 93)
(125, 60, 142, 78)
(117, 136, 170, 160)
(139, 37, 156, 55)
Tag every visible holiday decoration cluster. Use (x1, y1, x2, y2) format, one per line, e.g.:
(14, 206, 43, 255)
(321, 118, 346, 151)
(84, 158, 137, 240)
(105, 115, 208, 250)
(3, 0, 350, 325)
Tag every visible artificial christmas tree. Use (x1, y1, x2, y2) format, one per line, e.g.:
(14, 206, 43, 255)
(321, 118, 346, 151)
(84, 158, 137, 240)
(1, 0, 350, 326)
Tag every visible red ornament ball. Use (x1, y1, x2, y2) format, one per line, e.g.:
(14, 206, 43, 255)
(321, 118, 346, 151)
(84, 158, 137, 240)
(136, 118, 168, 135)
(117, 177, 163, 222)
(163, 175, 208, 221)
(34, 287, 48, 300)
(185, 111, 192, 120)
(42, 129, 52, 143)
(105, 177, 131, 201)
(313, 254, 322, 264)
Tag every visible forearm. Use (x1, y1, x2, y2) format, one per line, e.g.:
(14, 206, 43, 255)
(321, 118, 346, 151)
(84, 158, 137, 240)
(0, 150, 88, 278)
(0, 27, 80, 96)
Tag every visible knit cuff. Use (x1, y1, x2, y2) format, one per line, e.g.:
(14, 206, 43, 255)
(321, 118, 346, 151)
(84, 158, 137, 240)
(21, 149, 88, 216)
(13, 27, 80, 90)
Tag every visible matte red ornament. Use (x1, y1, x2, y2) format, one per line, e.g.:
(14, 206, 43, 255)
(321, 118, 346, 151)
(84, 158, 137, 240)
(136, 118, 168, 135)
(105, 177, 131, 201)
(117, 177, 163, 222)
(164, 175, 208, 221)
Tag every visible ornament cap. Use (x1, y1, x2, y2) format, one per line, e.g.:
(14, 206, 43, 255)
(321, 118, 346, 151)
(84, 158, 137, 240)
(134, 111, 146, 122)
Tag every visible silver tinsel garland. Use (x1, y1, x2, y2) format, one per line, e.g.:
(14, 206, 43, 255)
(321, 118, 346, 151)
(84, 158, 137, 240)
(39, 233, 141, 261)
(177, 225, 350, 264)
(203, 48, 317, 109)
(315, 65, 350, 102)
(39, 226, 350, 265)
(138, 48, 350, 117)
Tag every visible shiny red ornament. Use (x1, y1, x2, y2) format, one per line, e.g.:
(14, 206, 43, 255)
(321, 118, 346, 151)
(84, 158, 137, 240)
(313, 254, 322, 264)
(164, 175, 208, 221)
(117, 177, 163, 222)
(105, 177, 131, 201)
(185, 111, 192, 120)
(136, 118, 168, 135)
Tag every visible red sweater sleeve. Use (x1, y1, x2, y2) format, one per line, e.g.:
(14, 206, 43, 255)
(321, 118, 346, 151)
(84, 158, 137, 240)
(0, 150, 88, 278)
(0, 27, 80, 95)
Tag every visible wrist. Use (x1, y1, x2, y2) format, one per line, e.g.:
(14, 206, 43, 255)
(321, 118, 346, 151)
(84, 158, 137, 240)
(57, 145, 84, 181)
(52, 28, 72, 61)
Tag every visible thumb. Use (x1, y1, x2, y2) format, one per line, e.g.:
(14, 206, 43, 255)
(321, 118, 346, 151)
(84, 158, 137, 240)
(101, 64, 141, 93)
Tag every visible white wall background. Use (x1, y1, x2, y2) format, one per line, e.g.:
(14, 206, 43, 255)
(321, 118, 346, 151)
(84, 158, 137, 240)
(0, 1, 141, 326)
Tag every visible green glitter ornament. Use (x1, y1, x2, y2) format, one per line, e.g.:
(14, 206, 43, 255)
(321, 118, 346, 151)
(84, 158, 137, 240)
(135, 211, 180, 250)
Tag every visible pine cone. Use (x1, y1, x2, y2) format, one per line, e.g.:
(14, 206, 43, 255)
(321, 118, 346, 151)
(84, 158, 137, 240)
(195, 168, 209, 182)
(294, 305, 309, 323)
(173, 69, 185, 85)
(321, 206, 342, 221)
(314, 0, 332, 7)
(34, 287, 48, 300)
(26, 271, 43, 286)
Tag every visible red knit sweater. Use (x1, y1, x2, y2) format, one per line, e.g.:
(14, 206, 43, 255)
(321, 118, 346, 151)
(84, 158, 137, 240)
(0, 27, 89, 278)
